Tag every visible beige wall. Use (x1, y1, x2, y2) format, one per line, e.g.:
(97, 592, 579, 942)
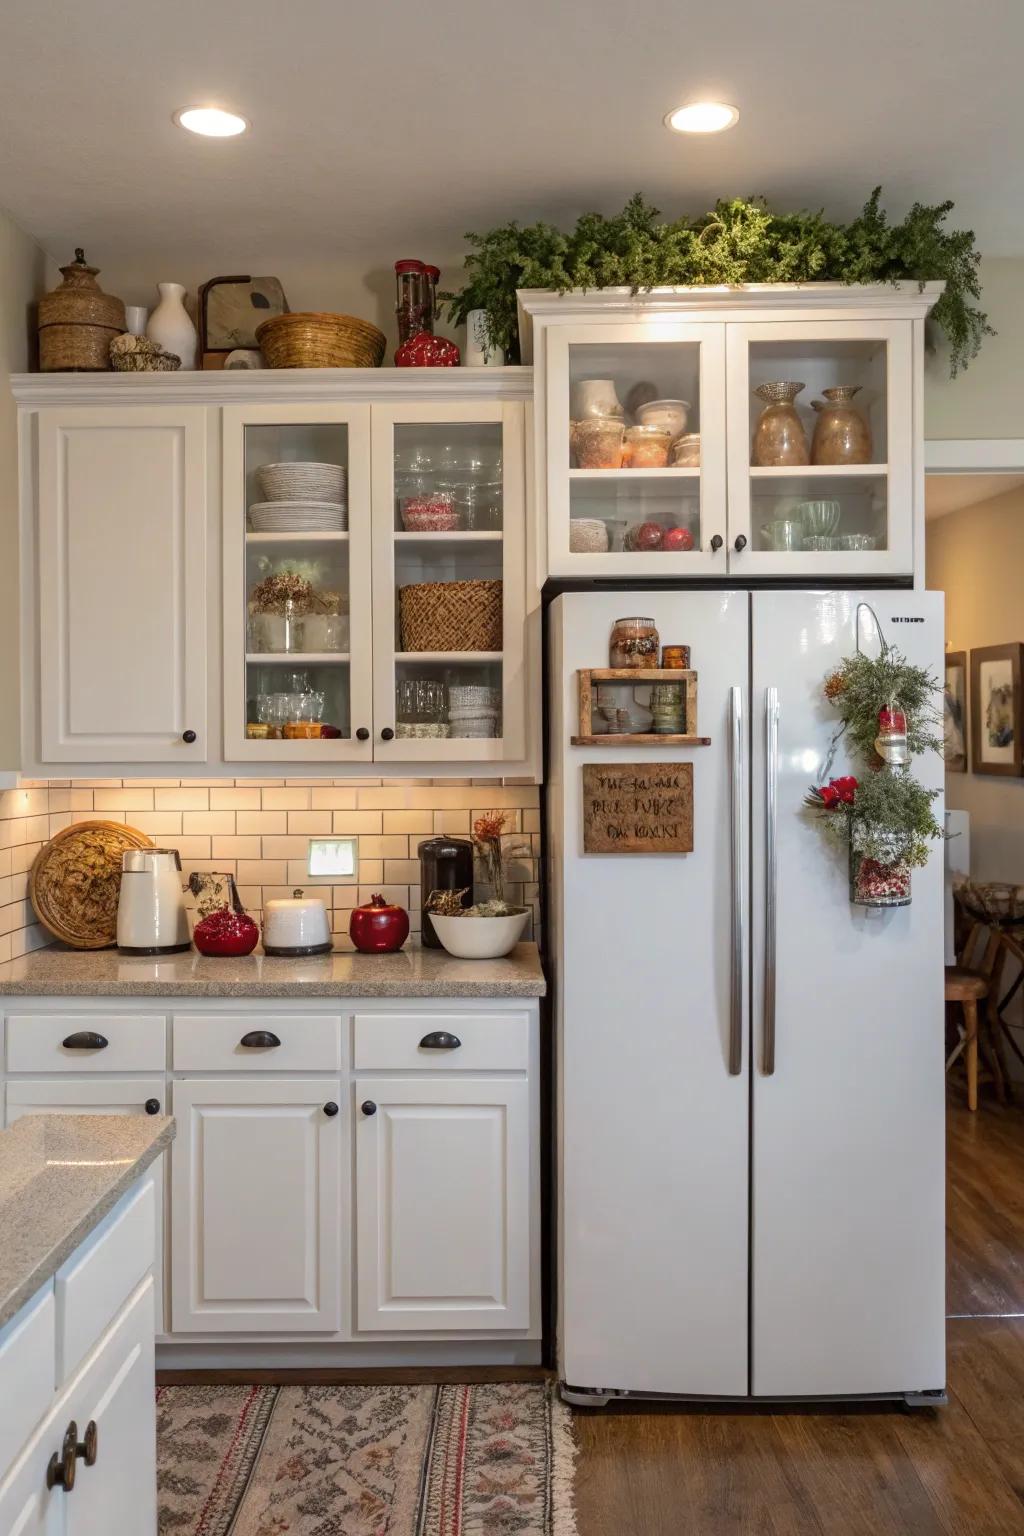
(924, 257, 1024, 440)
(926, 483, 1024, 881)
(0, 207, 49, 771)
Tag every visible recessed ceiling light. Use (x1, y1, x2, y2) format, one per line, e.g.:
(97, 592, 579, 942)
(664, 102, 739, 134)
(174, 106, 249, 138)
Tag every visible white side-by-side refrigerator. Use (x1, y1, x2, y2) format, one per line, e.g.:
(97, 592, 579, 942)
(548, 588, 945, 1404)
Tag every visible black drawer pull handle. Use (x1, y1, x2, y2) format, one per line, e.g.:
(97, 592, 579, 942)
(239, 1030, 282, 1048)
(418, 1030, 462, 1050)
(62, 1030, 108, 1051)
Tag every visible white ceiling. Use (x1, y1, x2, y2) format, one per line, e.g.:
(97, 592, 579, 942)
(2, 0, 1023, 303)
(925, 474, 1024, 519)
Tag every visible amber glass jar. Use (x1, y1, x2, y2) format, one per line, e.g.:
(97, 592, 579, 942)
(751, 381, 810, 467)
(609, 617, 659, 669)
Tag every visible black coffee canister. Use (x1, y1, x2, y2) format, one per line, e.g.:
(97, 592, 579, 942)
(418, 836, 474, 947)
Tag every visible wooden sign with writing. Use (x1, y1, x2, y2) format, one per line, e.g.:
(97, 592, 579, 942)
(581, 762, 694, 854)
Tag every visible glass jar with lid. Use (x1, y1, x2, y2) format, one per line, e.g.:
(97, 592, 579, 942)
(609, 617, 660, 669)
(394, 260, 432, 349)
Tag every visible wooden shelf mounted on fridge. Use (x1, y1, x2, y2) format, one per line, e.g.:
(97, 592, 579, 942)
(571, 668, 710, 748)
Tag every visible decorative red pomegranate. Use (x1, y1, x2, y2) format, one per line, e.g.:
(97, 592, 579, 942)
(193, 905, 260, 957)
(349, 894, 410, 953)
(395, 331, 461, 367)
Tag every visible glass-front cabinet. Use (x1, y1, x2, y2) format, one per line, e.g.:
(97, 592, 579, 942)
(545, 322, 727, 576)
(725, 319, 912, 576)
(222, 399, 526, 763)
(371, 402, 525, 762)
(529, 287, 932, 580)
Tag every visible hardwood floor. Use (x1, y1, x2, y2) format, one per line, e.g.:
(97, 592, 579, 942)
(573, 1094, 1024, 1536)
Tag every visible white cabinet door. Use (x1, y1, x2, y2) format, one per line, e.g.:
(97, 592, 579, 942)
(0, 1406, 66, 1536)
(4, 1080, 168, 1335)
(64, 1280, 156, 1536)
(371, 402, 527, 763)
(171, 1078, 342, 1333)
(725, 319, 914, 577)
(37, 406, 207, 762)
(545, 322, 728, 578)
(355, 1076, 530, 1331)
(221, 402, 374, 762)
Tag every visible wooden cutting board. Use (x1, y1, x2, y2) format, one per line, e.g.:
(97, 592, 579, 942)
(29, 820, 154, 949)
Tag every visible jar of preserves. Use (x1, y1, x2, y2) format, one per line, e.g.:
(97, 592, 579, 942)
(624, 425, 672, 468)
(574, 416, 625, 469)
(609, 617, 660, 669)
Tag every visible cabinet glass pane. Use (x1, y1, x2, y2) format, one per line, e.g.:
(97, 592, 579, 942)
(567, 340, 702, 557)
(747, 339, 889, 556)
(243, 422, 352, 742)
(392, 422, 504, 742)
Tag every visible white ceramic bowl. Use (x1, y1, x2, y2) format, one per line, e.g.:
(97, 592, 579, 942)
(635, 399, 690, 438)
(430, 909, 529, 959)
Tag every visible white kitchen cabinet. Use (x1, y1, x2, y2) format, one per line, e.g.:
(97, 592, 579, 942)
(170, 1076, 342, 1333)
(518, 283, 939, 585)
(355, 1076, 530, 1331)
(0, 1397, 65, 1536)
(36, 406, 207, 762)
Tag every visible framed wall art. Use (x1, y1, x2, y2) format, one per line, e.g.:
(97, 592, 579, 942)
(943, 650, 967, 773)
(970, 643, 1024, 776)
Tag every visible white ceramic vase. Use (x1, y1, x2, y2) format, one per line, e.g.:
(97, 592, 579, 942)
(464, 309, 505, 367)
(147, 283, 197, 368)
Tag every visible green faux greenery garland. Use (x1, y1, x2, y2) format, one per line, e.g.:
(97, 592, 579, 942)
(442, 189, 990, 375)
(805, 639, 944, 872)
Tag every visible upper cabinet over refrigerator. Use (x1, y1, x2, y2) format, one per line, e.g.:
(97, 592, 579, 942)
(520, 284, 939, 585)
(544, 322, 727, 577)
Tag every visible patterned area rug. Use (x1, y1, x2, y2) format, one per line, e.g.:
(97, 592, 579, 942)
(157, 1381, 577, 1535)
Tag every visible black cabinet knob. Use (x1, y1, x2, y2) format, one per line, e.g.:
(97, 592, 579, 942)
(710, 534, 724, 552)
(77, 1422, 98, 1468)
(144, 1098, 161, 1115)
(734, 535, 748, 552)
(361, 1100, 377, 1116)
(323, 1101, 339, 1117)
(182, 729, 197, 744)
(380, 728, 395, 742)
(355, 727, 370, 741)
(47, 1422, 79, 1492)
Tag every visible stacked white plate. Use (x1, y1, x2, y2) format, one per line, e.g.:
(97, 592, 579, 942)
(250, 461, 348, 533)
(250, 500, 348, 532)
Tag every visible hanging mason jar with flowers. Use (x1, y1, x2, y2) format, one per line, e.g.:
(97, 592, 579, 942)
(804, 614, 944, 910)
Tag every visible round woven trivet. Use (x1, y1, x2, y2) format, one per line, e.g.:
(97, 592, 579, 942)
(29, 820, 154, 949)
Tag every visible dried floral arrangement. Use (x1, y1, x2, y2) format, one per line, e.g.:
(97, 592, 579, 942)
(442, 188, 990, 375)
(470, 811, 530, 911)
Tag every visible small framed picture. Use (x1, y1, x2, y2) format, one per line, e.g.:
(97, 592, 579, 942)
(943, 650, 967, 772)
(971, 643, 1024, 776)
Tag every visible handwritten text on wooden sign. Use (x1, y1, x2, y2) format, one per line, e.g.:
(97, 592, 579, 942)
(582, 762, 694, 853)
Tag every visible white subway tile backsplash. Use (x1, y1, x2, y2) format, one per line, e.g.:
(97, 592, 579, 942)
(0, 776, 543, 961)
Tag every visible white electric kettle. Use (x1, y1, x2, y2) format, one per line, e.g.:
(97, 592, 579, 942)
(116, 848, 191, 955)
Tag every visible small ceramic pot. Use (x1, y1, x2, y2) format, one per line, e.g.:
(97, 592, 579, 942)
(573, 378, 623, 419)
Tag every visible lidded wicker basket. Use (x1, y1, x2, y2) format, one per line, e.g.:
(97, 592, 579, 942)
(255, 311, 386, 369)
(399, 580, 503, 653)
(39, 249, 126, 371)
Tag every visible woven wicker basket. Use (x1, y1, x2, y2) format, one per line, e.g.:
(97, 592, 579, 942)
(39, 249, 126, 372)
(399, 580, 502, 653)
(255, 312, 386, 369)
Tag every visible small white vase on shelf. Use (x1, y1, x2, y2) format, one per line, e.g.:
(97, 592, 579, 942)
(147, 283, 197, 368)
(124, 305, 148, 336)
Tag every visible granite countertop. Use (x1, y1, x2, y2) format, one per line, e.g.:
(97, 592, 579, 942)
(0, 941, 546, 999)
(0, 1114, 175, 1330)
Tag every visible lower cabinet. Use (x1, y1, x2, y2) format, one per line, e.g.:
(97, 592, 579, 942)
(355, 1077, 531, 1331)
(0, 1271, 156, 1536)
(170, 1077, 342, 1333)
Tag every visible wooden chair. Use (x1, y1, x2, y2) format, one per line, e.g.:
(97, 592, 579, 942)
(945, 967, 989, 1111)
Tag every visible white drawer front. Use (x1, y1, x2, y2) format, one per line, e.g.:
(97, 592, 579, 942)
(6, 1014, 167, 1073)
(56, 1174, 156, 1385)
(0, 1285, 55, 1473)
(353, 1012, 529, 1072)
(172, 1014, 342, 1072)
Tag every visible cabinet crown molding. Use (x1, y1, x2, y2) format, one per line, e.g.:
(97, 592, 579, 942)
(516, 281, 943, 360)
(11, 365, 534, 408)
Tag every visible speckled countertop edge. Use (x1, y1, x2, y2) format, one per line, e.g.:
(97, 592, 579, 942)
(0, 941, 546, 998)
(0, 1115, 175, 1331)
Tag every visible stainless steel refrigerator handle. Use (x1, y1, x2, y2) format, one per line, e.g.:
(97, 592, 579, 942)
(728, 685, 744, 1075)
(763, 687, 779, 1076)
